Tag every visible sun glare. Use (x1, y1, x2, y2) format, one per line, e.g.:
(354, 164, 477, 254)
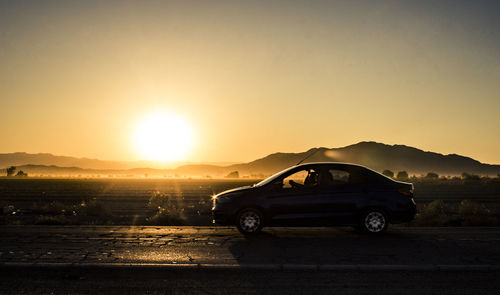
(133, 111, 194, 162)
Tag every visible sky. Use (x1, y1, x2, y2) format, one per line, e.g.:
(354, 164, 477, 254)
(1, 0, 499, 164)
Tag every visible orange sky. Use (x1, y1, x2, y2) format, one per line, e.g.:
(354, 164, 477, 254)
(1, 0, 499, 164)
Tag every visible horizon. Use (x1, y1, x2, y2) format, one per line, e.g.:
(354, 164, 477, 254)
(2, 140, 500, 168)
(1, 139, 500, 167)
(1, 1, 499, 164)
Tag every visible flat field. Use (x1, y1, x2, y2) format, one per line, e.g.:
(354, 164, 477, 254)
(0, 178, 499, 226)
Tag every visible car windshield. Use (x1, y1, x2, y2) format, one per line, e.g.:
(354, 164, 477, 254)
(254, 166, 297, 187)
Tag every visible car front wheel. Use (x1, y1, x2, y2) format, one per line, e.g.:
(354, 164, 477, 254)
(360, 209, 388, 234)
(236, 208, 264, 235)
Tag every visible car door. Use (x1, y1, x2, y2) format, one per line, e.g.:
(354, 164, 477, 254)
(263, 168, 322, 225)
(316, 168, 365, 225)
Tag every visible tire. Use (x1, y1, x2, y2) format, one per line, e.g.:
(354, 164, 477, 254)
(359, 209, 388, 234)
(236, 208, 264, 235)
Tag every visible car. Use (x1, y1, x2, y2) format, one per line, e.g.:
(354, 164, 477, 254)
(212, 162, 416, 235)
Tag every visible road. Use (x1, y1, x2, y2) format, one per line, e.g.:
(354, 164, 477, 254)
(1, 226, 499, 266)
(1, 226, 500, 294)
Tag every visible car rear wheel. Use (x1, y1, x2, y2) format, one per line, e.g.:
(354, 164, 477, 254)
(236, 208, 263, 235)
(360, 209, 388, 234)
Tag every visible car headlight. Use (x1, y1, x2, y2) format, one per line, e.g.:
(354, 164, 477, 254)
(212, 193, 238, 204)
(216, 194, 233, 203)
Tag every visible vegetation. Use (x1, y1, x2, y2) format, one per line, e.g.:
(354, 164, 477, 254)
(382, 170, 394, 178)
(411, 200, 499, 226)
(35, 215, 69, 225)
(1, 178, 499, 226)
(462, 172, 481, 181)
(396, 171, 408, 180)
(15, 170, 28, 177)
(6, 166, 16, 176)
(458, 200, 497, 226)
(147, 192, 186, 225)
(225, 171, 240, 178)
(425, 172, 439, 180)
(80, 199, 107, 216)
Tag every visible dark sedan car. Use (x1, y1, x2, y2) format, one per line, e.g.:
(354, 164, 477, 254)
(212, 162, 416, 234)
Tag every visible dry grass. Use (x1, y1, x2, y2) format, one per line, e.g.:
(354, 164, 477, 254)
(79, 199, 108, 216)
(35, 215, 69, 225)
(458, 200, 498, 226)
(29, 199, 107, 217)
(2, 178, 499, 226)
(412, 200, 499, 226)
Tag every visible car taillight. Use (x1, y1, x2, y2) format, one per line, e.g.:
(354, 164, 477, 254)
(398, 185, 414, 196)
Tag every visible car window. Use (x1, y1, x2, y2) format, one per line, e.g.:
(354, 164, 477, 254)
(279, 168, 319, 189)
(360, 167, 393, 185)
(255, 166, 297, 187)
(347, 168, 367, 185)
(319, 168, 367, 188)
(325, 169, 349, 186)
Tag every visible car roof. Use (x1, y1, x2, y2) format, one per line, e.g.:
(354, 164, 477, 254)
(294, 162, 368, 170)
(292, 162, 395, 181)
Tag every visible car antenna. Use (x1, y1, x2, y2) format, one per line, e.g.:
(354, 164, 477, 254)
(296, 148, 320, 165)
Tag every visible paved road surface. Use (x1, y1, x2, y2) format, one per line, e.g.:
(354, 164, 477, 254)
(1, 226, 499, 294)
(1, 266, 499, 294)
(1, 226, 499, 266)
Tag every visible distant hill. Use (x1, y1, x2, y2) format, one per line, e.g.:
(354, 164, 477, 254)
(0, 152, 234, 170)
(3, 164, 172, 177)
(225, 142, 500, 176)
(0, 152, 135, 170)
(1, 142, 500, 177)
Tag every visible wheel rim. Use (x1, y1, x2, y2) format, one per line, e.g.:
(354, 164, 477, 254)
(239, 211, 261, 232)
(364, 211, 385, 233)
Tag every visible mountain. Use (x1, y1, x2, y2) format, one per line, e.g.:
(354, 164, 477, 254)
(0, 152, 134, 170)
(3, 164, 173, 177)
(0, 152, 235, 170)
(1, 142, 500, 177)
(225, 142, 500, 176)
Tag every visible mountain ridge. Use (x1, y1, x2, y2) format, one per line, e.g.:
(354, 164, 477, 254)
(1, 141, 499, 177)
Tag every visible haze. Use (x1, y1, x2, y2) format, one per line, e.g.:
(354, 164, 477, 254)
(1, 0, 499, 164)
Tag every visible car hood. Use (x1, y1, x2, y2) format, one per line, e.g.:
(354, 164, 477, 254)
(215, 185, 255, 197)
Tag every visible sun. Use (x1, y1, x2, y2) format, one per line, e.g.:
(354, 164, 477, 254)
(133, 111, 195, 162)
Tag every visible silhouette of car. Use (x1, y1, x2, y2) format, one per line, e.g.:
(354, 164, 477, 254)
(212, 162, 416, 234)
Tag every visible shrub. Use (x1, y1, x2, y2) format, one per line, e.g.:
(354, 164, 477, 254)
(412, 200, 453, 226)
(458, 200, 498, 226)
(6, 166, 16, 176)
(425, 172, 439, 180)
(396, 171, 408, 179)
(458, 200, 483, 217)
(382, 170, 394, 178)
(15, 170, 28, 177)
(425, 200, 447, 215)
(411, 200, 499, 227)
(148, 209, 185, 225)
(462, 173, 480, 181)
(148, 192, 171, 209)
(147, 192, 185, 225)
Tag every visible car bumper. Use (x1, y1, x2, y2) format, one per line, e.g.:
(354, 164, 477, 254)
(212, 210, 235, 225)
(212, 202, 238, 225)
